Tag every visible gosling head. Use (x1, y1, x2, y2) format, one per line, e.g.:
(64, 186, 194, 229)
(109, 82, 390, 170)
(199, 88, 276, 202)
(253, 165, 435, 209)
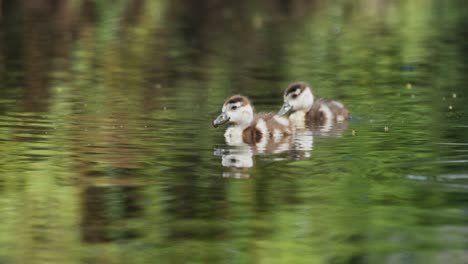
(278, 82, 314, 116)
(213, 95, 254, 128)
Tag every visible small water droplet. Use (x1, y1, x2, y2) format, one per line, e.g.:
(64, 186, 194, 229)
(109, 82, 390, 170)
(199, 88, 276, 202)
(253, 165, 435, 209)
(406, 83, 412, 89)
(163, 106, 167, 110)
(352, 130, 356, 136)
(411, 94, 415, 99)
(253, 14, 263, 29)
(452, 93, 457, 98)
(384, 126, 389, 132)
(334, 25, 341, 34)
(449, 105, 453, 110)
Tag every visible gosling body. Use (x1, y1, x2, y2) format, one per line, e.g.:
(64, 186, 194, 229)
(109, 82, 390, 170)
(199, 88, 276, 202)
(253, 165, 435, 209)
(278, 82, 349, 127)
(213, 95, 292, 145)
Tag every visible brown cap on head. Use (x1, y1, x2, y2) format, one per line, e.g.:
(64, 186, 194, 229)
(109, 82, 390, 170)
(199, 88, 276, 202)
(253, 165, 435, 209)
(284, 82, 310, 96)
(224, 95, 250, 106)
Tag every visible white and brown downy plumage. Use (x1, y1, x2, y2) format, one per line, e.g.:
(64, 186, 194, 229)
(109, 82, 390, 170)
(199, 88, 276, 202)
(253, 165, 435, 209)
(213, 95, 293, 146)
(277, 82, 349, 128)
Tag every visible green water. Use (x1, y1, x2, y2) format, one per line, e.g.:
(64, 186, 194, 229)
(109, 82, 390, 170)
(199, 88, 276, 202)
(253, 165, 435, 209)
(1, 1, 468, 263)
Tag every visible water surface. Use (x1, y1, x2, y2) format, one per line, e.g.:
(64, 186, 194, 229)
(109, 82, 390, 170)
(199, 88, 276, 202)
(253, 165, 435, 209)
(0, 1, 468, 263)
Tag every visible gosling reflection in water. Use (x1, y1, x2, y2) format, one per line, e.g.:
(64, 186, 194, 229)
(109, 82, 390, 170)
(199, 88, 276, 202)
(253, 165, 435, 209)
(309, 120, 349, 137)
(214, 121, 351, 176)
(214, 130, 314, 177)
(215, 146, 253, 178)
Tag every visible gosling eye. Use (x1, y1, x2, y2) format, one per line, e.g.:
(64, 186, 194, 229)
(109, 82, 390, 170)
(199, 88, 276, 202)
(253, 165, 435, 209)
(291, 94, 298, 99)
(231, 105, 238, 111)
(230, 158, 237, 163)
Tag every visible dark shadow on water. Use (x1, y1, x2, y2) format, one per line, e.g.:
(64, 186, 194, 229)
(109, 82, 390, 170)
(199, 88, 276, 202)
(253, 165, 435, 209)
(82, 185, 143, 243)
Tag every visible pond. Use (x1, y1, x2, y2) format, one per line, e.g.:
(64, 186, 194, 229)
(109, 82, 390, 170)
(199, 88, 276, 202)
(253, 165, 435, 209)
(0, 0, 467, 263)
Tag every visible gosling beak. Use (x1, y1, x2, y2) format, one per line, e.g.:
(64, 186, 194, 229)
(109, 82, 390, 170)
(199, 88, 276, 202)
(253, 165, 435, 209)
(277, 102, 293, 116)
(213, 112, 230, 128)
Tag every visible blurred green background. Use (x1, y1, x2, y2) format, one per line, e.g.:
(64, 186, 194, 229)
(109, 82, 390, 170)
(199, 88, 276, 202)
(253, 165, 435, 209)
(0, 0, 467, 263)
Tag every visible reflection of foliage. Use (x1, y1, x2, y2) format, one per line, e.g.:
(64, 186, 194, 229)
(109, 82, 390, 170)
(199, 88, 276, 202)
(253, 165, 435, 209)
(0, 0, 467, 263)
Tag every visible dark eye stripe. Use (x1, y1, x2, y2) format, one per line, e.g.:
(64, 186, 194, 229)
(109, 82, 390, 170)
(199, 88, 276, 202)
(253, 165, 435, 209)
(285, 84, 302, 95)
(227, 97, 244, 104)
(285, 82, 308, 96)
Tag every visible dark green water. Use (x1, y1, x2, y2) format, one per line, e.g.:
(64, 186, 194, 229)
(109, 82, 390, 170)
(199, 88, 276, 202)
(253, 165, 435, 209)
(1, 1, 468, 263)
